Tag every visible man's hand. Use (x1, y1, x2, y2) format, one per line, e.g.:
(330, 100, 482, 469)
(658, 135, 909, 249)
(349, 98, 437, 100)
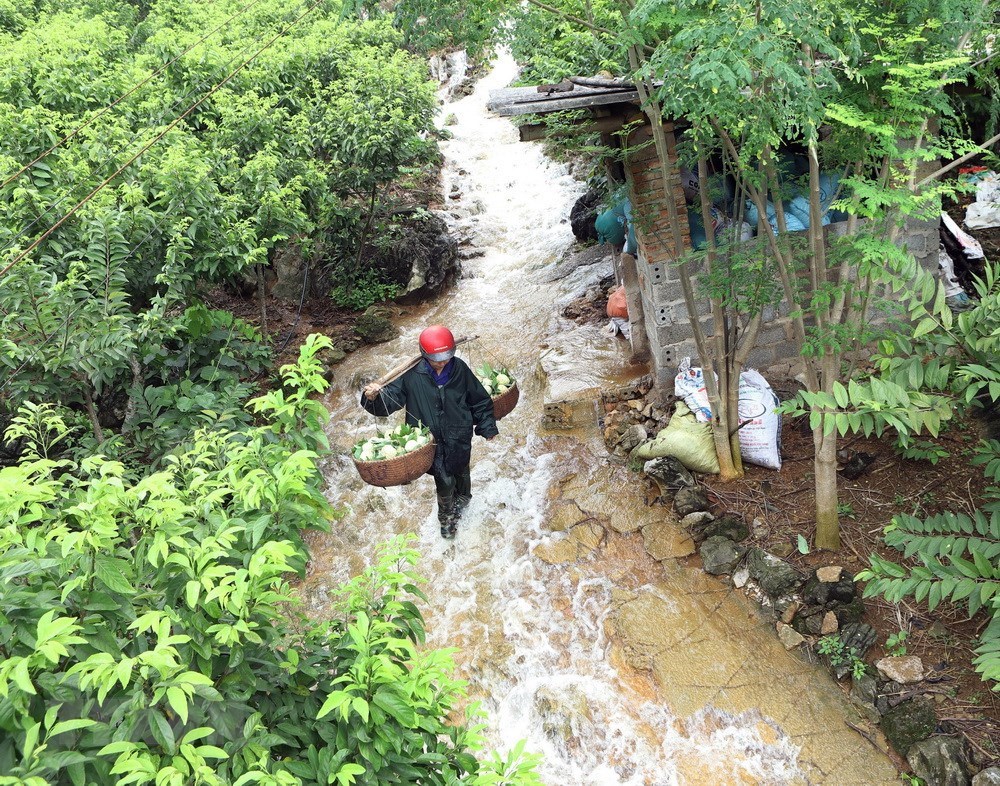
(363, 383, 382, 401)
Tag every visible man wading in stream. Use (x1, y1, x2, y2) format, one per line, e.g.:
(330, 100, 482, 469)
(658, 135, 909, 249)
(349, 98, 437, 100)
(361, 325, 498, 538)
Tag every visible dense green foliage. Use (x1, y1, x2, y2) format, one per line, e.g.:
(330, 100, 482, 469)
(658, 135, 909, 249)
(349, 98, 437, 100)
(0, 335, 540, 784)
(0, 0, 440, 458)
(849, 264, 1000, 688)
(492, 0, 996, 543)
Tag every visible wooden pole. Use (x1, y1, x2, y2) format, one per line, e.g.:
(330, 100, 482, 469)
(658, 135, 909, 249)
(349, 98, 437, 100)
(374, 334, 478, 386)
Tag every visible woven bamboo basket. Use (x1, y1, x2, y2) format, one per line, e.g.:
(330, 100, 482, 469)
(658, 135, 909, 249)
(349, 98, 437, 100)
(491, 383, 520, 421)
(353, 438, 436, 488)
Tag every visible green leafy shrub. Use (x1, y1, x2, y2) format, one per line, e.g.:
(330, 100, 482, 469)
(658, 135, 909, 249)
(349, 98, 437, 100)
(0, 1, 439, 458)
(817, 634, 868, 681)
(0, 335, 541, 784)
(857, 508, 1000, 686)
(330, 269, 400, 312)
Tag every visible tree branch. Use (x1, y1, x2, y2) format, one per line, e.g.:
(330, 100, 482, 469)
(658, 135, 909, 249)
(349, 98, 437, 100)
(524, 0, 616, 37)
(914, 130, 1000, 189)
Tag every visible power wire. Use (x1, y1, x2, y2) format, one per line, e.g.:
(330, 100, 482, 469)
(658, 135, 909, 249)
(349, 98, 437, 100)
(0, 0, 329, 281)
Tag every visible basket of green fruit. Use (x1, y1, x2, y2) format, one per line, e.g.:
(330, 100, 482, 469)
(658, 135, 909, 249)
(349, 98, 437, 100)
(477, 363, 519, 421)
(352, 423, 436, 487)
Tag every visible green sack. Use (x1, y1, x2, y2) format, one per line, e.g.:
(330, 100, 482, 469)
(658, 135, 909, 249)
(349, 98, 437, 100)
(633, 401, 720, 474)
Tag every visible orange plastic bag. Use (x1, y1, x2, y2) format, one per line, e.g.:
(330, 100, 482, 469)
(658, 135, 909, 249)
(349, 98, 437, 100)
(606, 285, 628, 319)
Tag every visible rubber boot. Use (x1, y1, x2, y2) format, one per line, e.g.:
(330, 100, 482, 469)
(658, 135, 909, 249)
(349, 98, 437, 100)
(454, 494, 471, 521)
(437, 493, 456, 538)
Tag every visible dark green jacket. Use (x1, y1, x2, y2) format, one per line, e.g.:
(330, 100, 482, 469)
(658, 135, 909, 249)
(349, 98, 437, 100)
(360, 358, 498, 476)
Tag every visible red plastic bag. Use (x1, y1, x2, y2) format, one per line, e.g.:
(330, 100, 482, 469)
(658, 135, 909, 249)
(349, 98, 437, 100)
(606, 285, 628, 319)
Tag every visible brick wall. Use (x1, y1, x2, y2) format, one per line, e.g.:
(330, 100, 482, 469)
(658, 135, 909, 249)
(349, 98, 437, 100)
(620, 121, 941, 387)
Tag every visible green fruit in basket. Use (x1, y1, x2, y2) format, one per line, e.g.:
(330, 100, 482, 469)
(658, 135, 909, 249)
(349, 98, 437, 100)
(355, 424, 432, 461)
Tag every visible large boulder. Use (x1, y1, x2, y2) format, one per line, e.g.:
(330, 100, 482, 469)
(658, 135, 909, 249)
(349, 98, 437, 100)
(369, 211, 460, 303)
(880, 697, 937, 756)
(745, 548, 803, 599)
(907, 736, 970, 786)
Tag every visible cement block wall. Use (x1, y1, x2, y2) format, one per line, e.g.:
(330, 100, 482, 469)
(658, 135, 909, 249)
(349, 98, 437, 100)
(621, 122, 941, 389)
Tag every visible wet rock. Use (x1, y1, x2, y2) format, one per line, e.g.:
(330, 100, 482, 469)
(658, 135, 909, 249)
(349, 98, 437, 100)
(802, 570, 857, 607)
(324, 347, 348, 366)
(880, 697, 937, 755)
(973, 767, 1000, 786)
(533, 537, 580, 564)
(643, 457, 696, 496)
(570, 190, 601, 243)
(570, 521, 605, 553)
(601, 375, 654, 404)
(353, 309, 399, 344)
(674, 487, 710, 517)
(615, 424, 648, 455)
(642, 520, 695, 560)
(535, 684, 592, 742)
(549, 501, 589, 532)
(697, 514, 749, 543)
(745, 548, 803, 599)
(543, 399, 596, 430)
(608, 507, 643, 534)
(850, 673, 882, 723)
(776, 623, 806, 650)
(876, 656, 925, 685)
(700, 536, 743, 575)
(907, 736, 970, 786)
(834, 597, 866, 627)
(679, 511, 714, 530)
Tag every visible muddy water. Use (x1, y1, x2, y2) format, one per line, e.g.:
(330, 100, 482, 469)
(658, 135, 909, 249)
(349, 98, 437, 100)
(304, 54, 898, 785)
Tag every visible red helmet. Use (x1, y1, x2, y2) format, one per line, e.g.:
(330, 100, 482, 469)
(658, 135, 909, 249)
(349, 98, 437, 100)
(419, 325, 456, 362)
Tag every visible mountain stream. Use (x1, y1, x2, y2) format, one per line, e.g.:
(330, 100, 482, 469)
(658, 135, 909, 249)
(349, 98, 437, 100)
(302, 54, 899, 786)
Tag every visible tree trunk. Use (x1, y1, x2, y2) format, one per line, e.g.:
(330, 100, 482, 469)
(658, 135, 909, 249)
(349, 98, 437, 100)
(626, 47, 740, 479)
(257, 265, 268, 336)
(814, 352, 842, 550)
(813, 424, 841, 551)
(83, 388, 104, 445)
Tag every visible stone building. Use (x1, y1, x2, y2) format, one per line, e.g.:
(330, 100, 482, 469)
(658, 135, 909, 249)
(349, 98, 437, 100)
(488, 79, 940, 387)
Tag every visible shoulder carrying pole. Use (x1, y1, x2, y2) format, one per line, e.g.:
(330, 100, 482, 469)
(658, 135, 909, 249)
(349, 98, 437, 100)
(373, 334, 478, 387)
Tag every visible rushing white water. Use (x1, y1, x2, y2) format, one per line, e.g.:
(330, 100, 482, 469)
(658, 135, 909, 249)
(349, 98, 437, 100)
(308, 52, 895, 786)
